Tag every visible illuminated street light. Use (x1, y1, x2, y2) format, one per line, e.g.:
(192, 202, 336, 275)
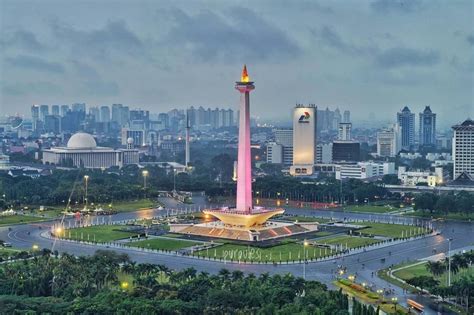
(303, 239, 309, 279)
(391, 297, 398, 310)
(32, 244, 39, 251)
(348, 275, 355, 281)
(142, 170, 149, 190)
(121, 281, 129, 290)
(84, 175, 90, 210)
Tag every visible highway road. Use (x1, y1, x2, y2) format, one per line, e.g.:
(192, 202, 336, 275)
(1, 200, 472, 314)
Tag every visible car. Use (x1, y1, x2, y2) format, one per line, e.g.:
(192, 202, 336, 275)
(3, 242, 12, 247)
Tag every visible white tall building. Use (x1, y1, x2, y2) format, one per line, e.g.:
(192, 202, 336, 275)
(398, 166, 445, 187)
(377, 123, 402, 157)
(290, 104, 317, 176)
(452, 119, 474, 179)
(316, 143, 333, 163)
(338, 123, 352, 141)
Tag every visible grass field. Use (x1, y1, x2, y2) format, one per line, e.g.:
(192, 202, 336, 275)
(317, 235, 380, 248)
(0, 215, 46, 226)
(63, 225, 137, 242)
(196, 241, 339, 262)
(408, 210, 474, 222)
(343, 204, 397, 214)
(359, 222, 428, 238)
(127, 237, 202, 251)
(394, 261, 474, 285)
(111, 199, 156, 212)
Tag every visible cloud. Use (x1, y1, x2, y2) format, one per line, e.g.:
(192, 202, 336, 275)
(374, 47, 439, 68)
(50, 19, 144, 59)
(2, 81, 62, 96)
(370, 0, 423, 13)
(467, 34, 474, 46)
(164, 7, 300, 62)
(1, 30, 44, 51)
(5, 55, 64, 73)
(70, 60, 119, 96)
(316, 25, 366, 55)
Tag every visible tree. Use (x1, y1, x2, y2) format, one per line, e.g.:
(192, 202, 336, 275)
(406, 276, 439, 292)
(426, 261, 445, 277)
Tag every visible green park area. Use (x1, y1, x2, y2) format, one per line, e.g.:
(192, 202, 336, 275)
(112, 199, 156, 212)
(358, 222, 428, 238)
(343, 204, 398, 214)
(62, 225, 137, 242)
(0, 215, 46, 226)
(279, 215, 332, 224)
(0, 247, 21, 260)
(409, 210, 474, 222)
(196, 241, 339, 262)
(127, 237, 202, 251)
(317, 235, 380, 249)
(394, 261, 474, 286)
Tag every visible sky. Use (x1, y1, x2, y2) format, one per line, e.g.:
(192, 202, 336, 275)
(0, 0, 473, 128)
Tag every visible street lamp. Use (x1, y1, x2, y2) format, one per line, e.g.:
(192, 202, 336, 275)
(348, 275, 355, 282)
(142, 170, 149, 192)
(32, 244, 39, 251)
(391, 297, 398, 310)
(83, 175, 89, 210)
(303, 239, 309, 279)
(447, 238, 453, 286)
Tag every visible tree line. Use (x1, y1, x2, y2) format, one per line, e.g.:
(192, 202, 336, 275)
(413, 191, 473, 216)
(0, 250, 353, 314)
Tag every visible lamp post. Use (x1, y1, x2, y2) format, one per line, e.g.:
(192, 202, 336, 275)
(83, 175, 89, 210)
(303, 239, 309, 279)
(142, 170, 149, 198)
(391, 297, 398, 310)
(447, 238, 453, 286)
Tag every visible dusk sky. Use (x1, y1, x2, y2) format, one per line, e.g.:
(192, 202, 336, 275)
(1, 0, 473, 127)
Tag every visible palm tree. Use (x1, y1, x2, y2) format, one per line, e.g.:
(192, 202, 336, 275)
(426, 261, 444, 277)
(218, 269, 231, 281)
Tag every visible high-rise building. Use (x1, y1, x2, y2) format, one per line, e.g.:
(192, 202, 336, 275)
(89, 107, 100, 121)
(72, 103, 86, 112)
(44, 115, 61, 134)
(31, 105, 39, 131)
(51, 105, 60, 116)
(338, 123, 352, 141)
(452, 119, 474, 179)
(377, 123, 402, 157)
(60, 105, 69, 116)
(100, 106, 110, 122)
(332, 141, 360, 162)
(343, 110, 350, 123)
(290, 104, 317, 175)
(397, 106, 415, 150)
(111, 104, 129, 127)
(316, 143, 333, 163)
(419, 106, 436, 147)
(39, 105, 49, 121)
(267, 129, 293, 165)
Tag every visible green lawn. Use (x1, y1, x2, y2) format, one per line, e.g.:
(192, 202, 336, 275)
(0, 215, 46, 226)
(196, 242, 339, 262)
(127, 237, 202, 251)
(359, 222, 428, 238)
(63, 225, 137, 242)
(111, 199, 156, 212)
(317, 235, 380, 248)
(408, 210, 474, 222)
(394, 261, 474, 285)
(343, 204, 397, 214)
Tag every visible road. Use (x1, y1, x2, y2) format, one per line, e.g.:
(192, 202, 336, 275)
(1, 200, 472, 314)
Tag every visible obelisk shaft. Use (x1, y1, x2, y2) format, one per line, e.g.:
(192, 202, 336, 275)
(236, 90, 252, 213)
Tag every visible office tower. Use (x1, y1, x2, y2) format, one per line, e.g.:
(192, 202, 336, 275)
(185, 113, 190, 167)
(31, 105, 40, 131)
(267, 129, 293, 165)
(89, 106, 100, 121)
(39, 105, 49, 121)
(338, 122, 352, 141)
(333, 108, 342, 130)
(332, 141, 360, 162)
(158, 113, 169, 129)
(72, 103, 86, 112)
(343, 110, 350, 123)
(377, 123, 402, 157)
(397, 106, 415, 150)
(316, 143, 333, 163)
(290, 104, 317, 175)
(60, 105, 69, 116)
(452, 119, 474, 179)
(100, 106, 110, 122)
(44, 115, 60, 134)
(419, 106, 436, 147)
(51, 105, 60, 116)
(111, 104, 129, 127)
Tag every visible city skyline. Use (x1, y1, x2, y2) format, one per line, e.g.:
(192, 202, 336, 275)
(1, 0, 473, 127)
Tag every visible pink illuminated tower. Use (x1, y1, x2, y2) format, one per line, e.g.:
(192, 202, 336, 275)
(235, 65, 254, 213)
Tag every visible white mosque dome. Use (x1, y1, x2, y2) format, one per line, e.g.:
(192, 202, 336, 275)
(127, 137, 134, 144)
(67, 132, 97, 149)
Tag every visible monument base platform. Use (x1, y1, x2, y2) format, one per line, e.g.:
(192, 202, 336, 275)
(202, 207, 284, 228)
(170, 221, 318, 242)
